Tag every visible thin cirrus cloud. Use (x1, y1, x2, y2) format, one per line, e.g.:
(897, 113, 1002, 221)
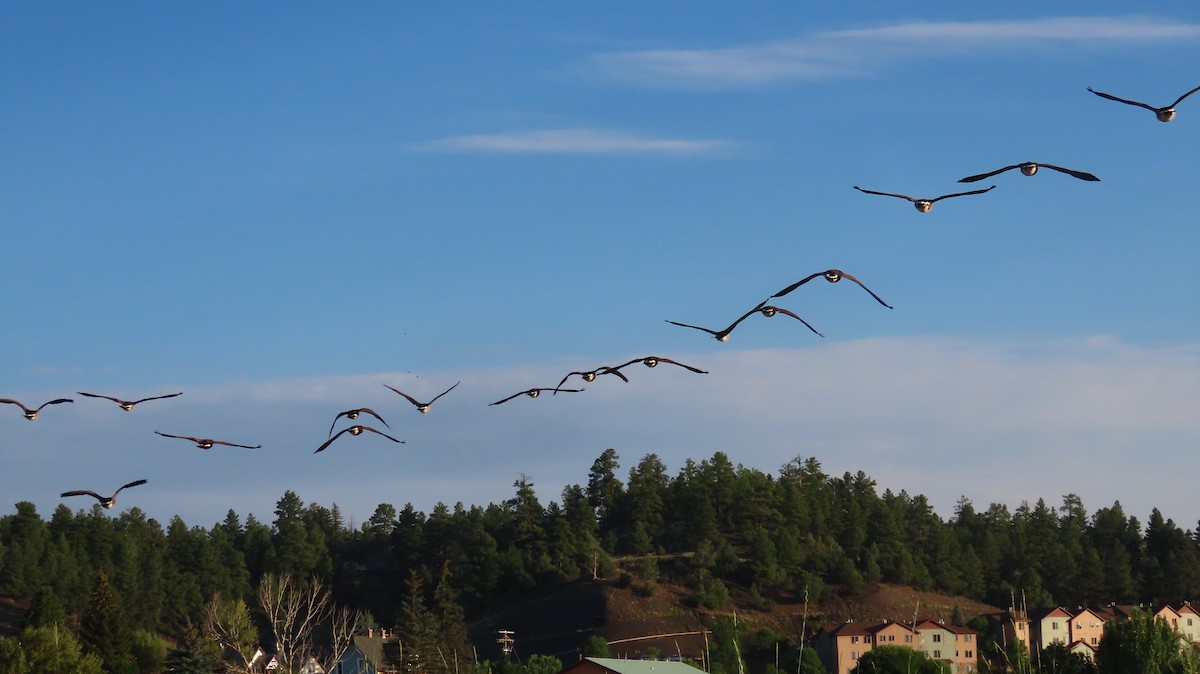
(410, 128, 734, 156)
(587, 16, 1200, 89)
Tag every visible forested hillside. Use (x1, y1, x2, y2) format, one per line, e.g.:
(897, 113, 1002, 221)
(2, 450, 1198, 668)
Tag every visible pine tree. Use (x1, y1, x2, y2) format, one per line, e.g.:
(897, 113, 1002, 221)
(80, 569, 134, 674)
(396, 570, 438, 674)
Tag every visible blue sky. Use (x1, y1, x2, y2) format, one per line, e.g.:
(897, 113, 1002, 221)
(4, 3, 1200, 530)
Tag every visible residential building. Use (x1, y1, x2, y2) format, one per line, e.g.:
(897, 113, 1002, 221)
(914, 619, 977, 674)
(1028, 607, 1073, 651)
(813, 620, 920, 674)
(1068, 607, 1106, 650)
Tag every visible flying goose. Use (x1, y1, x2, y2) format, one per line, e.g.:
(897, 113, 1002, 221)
(1088, 84, 1200, 122)
(853, 185, 995, 212)
(0, 398, 73, 420)
(667, 300, 823, 340)
(610, 356, 708, 376)
(329, 408, 389, 436)
(384, 381, 461, 413)
(958, 162, 1099, 183)
(314, 425, 404, 454)
(77, 391, 183, 411)
(61, 479, 147, 509)
(555, 366, 630, 392)
(770, 269, 892, 309)
(490, 387, 583, 406)
(154, 431, 261, 450)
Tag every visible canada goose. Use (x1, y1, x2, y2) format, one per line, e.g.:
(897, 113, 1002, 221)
(329, 408, 389, 436)
(154, 431, 261, 450)
(61, 479, 147, 509)
(77, 391, 183, 411)
(314, 425, 404, 454)
(555, 366, 630, 392)
(384, 381, 460, 413)
(610, 356, 708, 376)
(770, 269, 892, 309)
(0, 398, 73, 420)
(490, 387, 583, 406)
(1088, 84, 1200, 122)
(958, 162, 1099, 183)
(853, 185, 995, 212)
(667, 300, 823, 340)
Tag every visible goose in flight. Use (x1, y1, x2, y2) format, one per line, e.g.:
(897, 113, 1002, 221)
(490, 387, 583, 406)
(1088, 84, 1200, 122)
(770, 269, 892, 309)
(958, 162, 1099, 183)
(77, 391, 183, 411)
(384, 381, 460, 413)
(610, 356, 708, 376)
(853, 185, 995, 212)
(555, 366, 630, 392)
(155, 431, 261, 450)
(0, 398, 73, 420)
(61, 479, 147, 509)
(668, 300, 823, 340)
(314, 425, 404, 453)
(329, 408, 389, 436)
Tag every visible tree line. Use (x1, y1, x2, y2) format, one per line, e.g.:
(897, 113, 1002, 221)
(2, 450, 1200, 672)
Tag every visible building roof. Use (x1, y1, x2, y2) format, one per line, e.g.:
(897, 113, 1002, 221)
(563, 657, 704, 674)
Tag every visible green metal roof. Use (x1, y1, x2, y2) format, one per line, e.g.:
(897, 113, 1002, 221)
(578, 657, 704, 674)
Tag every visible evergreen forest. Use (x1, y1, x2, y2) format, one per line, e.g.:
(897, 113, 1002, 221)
(2, 450, 1200, 673)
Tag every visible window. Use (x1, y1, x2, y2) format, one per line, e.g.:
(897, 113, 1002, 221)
(1075, 622, 1082, 630)
(905, 635, 912, 643)
(1173, 618, 1179, 627)
(966, 650, 974, 658)
(934, 650, 941, 658)
(965, 634, 973, 642)
(1189, 618, 1194, 626)
(1052, 621, 1059, 630)
(1091, 637, 1098, 645)
(851, 636, 859, 644)
(933, 634, 942, 643)
(852, 652, 860, 660)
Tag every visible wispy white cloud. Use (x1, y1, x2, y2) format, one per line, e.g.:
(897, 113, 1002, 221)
(13, 336, 1200, 528)
(410, 129, 734, 156)
(589, 16, 1200, 89)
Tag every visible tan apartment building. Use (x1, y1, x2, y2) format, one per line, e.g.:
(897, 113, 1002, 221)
(813, 620, 919, 674)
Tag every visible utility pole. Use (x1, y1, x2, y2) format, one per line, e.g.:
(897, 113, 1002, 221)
(497, 630, 516, 658)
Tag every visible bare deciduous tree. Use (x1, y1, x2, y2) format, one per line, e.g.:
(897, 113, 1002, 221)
(258, 573, 363, 673)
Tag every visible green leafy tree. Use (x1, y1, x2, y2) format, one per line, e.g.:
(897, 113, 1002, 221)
(580, 634, 610, 657)
(525, 654, 563, 674)
(130, 630, 168, 674)
(1096, 611, 1188, 674)
(0, 624, 105, 674)
(852, 645, 950, 673)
